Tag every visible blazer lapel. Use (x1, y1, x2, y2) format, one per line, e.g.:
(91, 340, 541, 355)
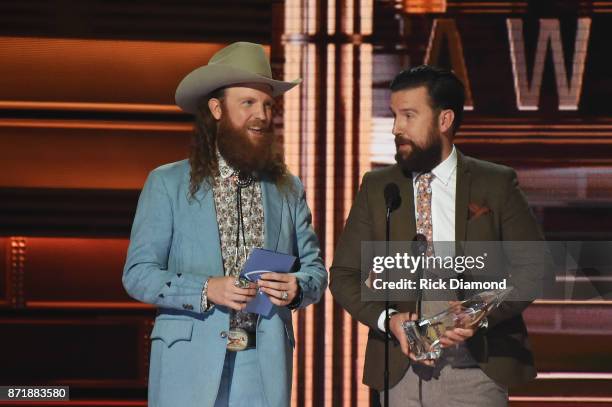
(192, 181, 224, 276)
(455, 151, 471, 246)
(389, 165, 416, 242)
(384, 166, 417, 313)
(261, 180, 282, 251)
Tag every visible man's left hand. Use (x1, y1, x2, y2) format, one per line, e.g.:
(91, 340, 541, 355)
(439, 300, 476, 347)
(439, 327, 475, 347)
(258, 272, 300, 306)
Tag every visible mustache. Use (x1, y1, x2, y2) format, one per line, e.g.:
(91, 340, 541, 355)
(247, 119, 271, 130)
(395, 137, 416, 148)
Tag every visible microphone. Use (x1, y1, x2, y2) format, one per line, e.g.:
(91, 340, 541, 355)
(384, 183, 401, 212)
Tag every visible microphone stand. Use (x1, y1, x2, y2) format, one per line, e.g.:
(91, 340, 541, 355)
(382, 182, 399, 407)
(384, 206, 391, 407)
(412, 234, 427, 404)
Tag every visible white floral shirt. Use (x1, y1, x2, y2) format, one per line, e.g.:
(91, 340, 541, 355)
(211, 153, 264, 332)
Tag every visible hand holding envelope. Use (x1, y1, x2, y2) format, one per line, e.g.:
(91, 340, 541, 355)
(257, 272, 300, 305)
(239, 248, 298, 317)
(206, 276, 257, 311)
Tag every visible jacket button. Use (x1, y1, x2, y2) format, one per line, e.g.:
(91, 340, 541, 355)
(220, 331, 227, 338)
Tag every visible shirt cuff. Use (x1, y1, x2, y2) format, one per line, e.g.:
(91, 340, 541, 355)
(200, 277, 214, 313)
(378, 308, 399, 332)
(287, 282, 303, 310)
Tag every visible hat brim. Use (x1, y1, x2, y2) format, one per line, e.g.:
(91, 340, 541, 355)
(175, 65, 301, 114)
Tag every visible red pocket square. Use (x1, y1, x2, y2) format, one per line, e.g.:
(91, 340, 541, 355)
(468, 203, 491, 220)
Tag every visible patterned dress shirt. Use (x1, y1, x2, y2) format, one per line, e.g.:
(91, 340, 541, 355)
(210, 153, 265, 333)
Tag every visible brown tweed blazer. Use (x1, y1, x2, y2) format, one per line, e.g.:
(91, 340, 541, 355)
(330, 151, 550, 390)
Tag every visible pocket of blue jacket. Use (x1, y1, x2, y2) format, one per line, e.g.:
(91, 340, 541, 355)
(150, 318, 194, 347)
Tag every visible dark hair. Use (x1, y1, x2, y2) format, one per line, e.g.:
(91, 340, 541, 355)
(389, 65, 465, 134)
(188, 88, 225, 199)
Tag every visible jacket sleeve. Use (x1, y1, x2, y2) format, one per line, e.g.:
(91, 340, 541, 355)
(290, 177, 328, 309)
(122, 170, 205, 313)
(329, 173, 389, 330)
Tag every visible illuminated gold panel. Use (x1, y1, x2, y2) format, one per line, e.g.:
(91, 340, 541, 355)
(340, 44, 354, 407)
(285, 0, 303, 35)
(403, 0, 447, 13)
(328, 0, 336, 34)
(4, 237, 26, 308)
(0, 122, 189, 189)
(0, 237, 148, 308)
(357, 44, 373, 407)
(359, 44, 373, 181)
(0, 37, 228, 107)
(24, 238, 132, 305)
(308, 0, 318, 35)
(361, 0, 374, 35)
(0, 238, 7, 306)
(303, 43, 317, 407)
(425, 19, 475, 110)
(0, 101, 180, 114)
(283, 43, 303, 176)
(0, 38, 274, 191)
(283, 1, 374, 406)
(344, 0, 355, 34)
(356, 323, 370, 405)
(507, 18, 591, 111)
(324, 43, 335, 407)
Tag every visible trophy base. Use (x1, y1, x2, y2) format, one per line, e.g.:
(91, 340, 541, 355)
(403, 320, 442, 361)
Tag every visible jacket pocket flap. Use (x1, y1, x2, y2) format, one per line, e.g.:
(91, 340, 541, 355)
(150, 318, 194, 347)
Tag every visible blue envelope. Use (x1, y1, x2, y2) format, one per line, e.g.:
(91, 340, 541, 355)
(239, 248, 297, 317)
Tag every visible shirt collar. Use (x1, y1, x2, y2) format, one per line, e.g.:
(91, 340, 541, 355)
(217, 151, 235, 180)
(413, 145, 457, 186)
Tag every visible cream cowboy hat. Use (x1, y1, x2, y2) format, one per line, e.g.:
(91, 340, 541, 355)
(175, 41, 302, 114)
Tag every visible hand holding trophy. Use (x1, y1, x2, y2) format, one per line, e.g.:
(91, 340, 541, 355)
(402, 287, 513, 361)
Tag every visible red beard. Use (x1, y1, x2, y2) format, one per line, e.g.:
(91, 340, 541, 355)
(217, 115, 276, 175)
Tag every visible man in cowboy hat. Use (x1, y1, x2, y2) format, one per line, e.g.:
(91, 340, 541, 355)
(123, 42, 327, 407)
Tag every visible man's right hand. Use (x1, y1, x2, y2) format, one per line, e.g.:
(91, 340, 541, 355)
(389, 312, 435, 366)
(206, 276, 257, 311)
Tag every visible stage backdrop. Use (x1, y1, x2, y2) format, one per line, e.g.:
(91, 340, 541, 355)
(1, 1, 611, 406)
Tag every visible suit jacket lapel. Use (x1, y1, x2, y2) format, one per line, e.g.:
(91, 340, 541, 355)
(388, 165, 416, 242)
(261, 180, 282, 251)
(193, 181, 224, 276)
(386, 166, 417, 314)
(455, 151, 471, 246)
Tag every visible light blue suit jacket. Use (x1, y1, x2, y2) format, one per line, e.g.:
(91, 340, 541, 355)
(122, 160, 327, 407)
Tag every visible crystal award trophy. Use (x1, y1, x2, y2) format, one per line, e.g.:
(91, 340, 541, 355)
(402, 287, 512, 360)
